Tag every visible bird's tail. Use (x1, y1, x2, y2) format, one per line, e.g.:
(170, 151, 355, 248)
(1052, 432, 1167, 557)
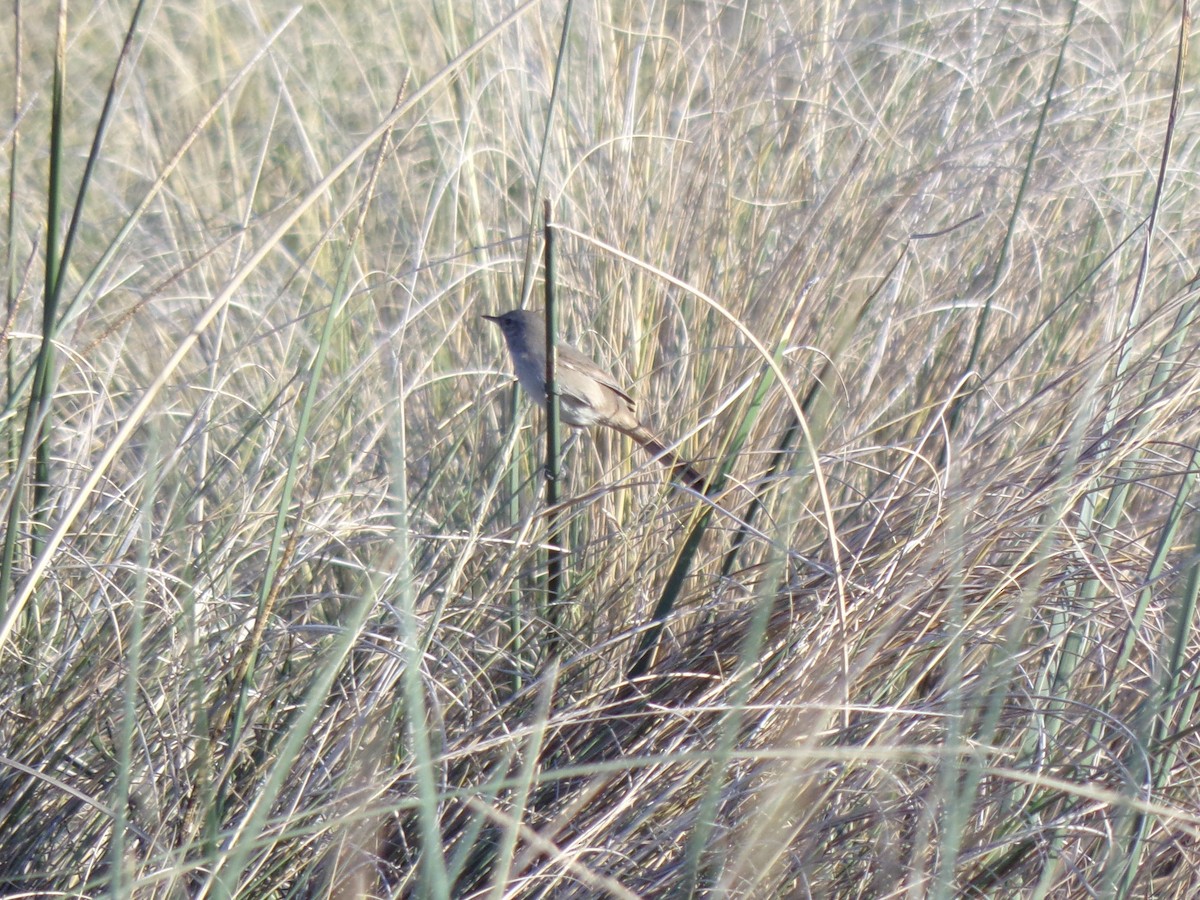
(620, 425, 708, 492)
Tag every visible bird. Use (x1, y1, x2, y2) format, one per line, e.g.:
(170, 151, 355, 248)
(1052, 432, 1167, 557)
(483, 308, 706, 490)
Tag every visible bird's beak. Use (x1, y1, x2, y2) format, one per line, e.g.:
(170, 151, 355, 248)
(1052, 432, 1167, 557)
(481, 314, 499, 323)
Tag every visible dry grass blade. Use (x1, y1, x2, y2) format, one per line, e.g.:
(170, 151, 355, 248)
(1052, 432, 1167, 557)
(3, 3, 1200, 898)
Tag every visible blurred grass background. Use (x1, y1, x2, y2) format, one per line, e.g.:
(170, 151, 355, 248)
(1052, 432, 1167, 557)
(3, 0, 1200, 896)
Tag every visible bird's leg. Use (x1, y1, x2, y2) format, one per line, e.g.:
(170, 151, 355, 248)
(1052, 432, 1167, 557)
(541, 429, 582, 481)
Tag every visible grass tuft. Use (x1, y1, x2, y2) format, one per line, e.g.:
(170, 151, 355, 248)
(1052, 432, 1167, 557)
(3, 2, 1200, 897)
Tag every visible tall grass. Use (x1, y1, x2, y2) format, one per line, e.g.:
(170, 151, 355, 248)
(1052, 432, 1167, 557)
(2, 1, 1200, 897)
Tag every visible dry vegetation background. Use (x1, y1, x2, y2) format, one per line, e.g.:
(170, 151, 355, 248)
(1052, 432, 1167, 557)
(3, 0, 1200, 897)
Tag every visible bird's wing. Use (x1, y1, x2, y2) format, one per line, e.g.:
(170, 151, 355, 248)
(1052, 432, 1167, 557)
(556, 345, 636, 407)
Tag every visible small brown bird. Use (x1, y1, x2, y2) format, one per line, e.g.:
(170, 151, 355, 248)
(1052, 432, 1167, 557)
(484, 309, 705, 490)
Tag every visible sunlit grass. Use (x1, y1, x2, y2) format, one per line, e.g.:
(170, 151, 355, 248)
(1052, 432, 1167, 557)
(2, 1, 1199, 897)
